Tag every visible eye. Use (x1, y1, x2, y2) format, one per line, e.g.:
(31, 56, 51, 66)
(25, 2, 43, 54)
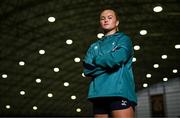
(100, 17, 105, 20)
(108, 16, 113, 19)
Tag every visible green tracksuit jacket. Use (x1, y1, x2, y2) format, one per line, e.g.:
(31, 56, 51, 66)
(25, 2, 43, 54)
(83, 32, 137, 104)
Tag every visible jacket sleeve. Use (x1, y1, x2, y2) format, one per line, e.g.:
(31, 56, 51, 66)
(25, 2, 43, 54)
(93, 36, 133, 69)
(83, 44, 105, 77)
(83, 62, 105, 77)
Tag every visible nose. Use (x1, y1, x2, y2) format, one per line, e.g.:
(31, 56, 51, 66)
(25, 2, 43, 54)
(104, 18, 108, 23)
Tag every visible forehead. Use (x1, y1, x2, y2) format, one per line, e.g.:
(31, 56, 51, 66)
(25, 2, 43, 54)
(100, 10, 116, 17)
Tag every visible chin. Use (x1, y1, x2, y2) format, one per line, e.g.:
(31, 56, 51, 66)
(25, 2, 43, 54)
(103, 28, 113, 32)
(102, 27, 110, 30)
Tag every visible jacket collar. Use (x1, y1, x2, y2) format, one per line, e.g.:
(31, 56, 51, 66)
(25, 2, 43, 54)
(100, 32, 122, 40)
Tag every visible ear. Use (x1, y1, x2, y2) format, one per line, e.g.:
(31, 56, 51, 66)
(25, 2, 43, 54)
(116, 20, 119, 26)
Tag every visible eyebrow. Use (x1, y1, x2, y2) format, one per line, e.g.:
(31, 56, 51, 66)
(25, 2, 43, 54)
(100, 15, 113, 18)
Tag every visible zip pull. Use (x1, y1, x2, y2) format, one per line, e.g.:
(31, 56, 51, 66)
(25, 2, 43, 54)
(112, 46, 120, 52)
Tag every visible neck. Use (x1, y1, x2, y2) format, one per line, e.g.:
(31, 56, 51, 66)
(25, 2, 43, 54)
(104, 29, 118, 36)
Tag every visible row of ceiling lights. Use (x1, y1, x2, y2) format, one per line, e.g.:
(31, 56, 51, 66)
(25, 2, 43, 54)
(2, 72, 82, 112)
(134, 5, 178, 88)
(1, 39, 179, 87)
(136, 5, 178, 88)
(1, 36, 81, 112)
(2, 70, 84, 111)
(46, 6, 164, 23)
(4, 104, 82, 113)
(1, 33, 84, 111)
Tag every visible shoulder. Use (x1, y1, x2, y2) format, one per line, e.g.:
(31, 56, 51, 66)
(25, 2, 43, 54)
(116, 32, 132, 44)
(117, 32, 131, 40)
(86, 39, 100, 53)
(89, 40, 100, 50)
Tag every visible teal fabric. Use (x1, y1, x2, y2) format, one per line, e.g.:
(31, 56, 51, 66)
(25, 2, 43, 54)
(83, 32, 137, 105)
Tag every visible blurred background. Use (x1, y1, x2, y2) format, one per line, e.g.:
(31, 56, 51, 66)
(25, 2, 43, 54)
(0, 0, 180, 117)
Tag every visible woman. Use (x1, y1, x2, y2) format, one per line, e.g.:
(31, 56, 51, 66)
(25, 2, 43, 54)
(83, 9, 137, 118)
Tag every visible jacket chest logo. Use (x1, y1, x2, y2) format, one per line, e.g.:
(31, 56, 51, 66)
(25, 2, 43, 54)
(94, 46, 98, 50)
(100, 41, 116, 51)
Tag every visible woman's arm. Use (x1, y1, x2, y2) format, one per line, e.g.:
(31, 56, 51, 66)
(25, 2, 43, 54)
(83, 44, 106, 77)
(83, 62, 105, 77)
(93, 36, 133, 69)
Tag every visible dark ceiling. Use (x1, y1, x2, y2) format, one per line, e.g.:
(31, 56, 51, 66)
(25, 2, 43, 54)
(0, 0, 180, 116)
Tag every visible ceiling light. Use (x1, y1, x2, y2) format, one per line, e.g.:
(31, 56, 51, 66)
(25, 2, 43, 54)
(20, 91, 25, 95)
(53, 67, 60, 72)
(6, 105, 10, 109)
(19, 61, 25, 66)
(71, 95, 76, 100)
(66, 39, 73, 45)
(33, 106, 38, 110)
(163, 77, 168, 82)
(153, 64, 159, 68)
(48, 17, 55, 22)
(134, 45, 140, 50)
(36, 78, 41, 83)
(39, 49, 45, 55)
(143, 83, 148, 88)
(76, 108, 81, 112)
(2, 74, 8, 78)
(97, 33, 104, 39)
(74, 57, 81, 63)
(64, 82, 69, 87)
(140, 30, 147, 35)
(161, 55, 167, 59)
(146, 74, 152, 78)
(132, 57, 136, 62)
(82, 73, 86, 77)
(153, 6, 163, 12)
(172, 69, 178, 73)
(175, 44, 180, 49)
(48, 93, 53, 98)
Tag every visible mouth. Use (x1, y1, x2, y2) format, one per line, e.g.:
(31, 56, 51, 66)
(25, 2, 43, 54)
(104, 24, 109, 26)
